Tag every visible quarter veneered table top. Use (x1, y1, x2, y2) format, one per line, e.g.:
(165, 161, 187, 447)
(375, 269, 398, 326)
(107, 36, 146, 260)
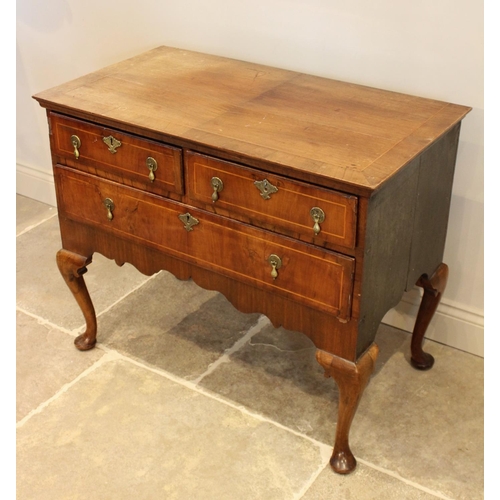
(34, 46, 471, 194)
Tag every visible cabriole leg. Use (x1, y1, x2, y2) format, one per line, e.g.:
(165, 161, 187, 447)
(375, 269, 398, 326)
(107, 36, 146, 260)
(316, 344, 379, 474)
(56, 249, 97, 351)
(411, 262, 448, 370)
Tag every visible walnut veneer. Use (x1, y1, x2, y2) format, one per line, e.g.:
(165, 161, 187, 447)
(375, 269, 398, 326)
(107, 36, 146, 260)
(33, 46, 471, 474)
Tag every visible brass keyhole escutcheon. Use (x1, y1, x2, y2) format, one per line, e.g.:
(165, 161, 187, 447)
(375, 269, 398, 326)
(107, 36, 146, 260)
(104, 198, 115, 221)
(70, 135, 81, 160)
(102, 135, 122, 154)
(267, 254, 282, 280)
(254, 179, 278, 200)
(310, 207, 325, 235)
(146, 157, 158, 182)
(178, 212, 200, 231)
(211, 177, 224, 202)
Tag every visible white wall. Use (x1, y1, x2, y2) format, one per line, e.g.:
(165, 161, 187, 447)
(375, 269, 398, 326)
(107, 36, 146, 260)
(16, 0, 484, 356)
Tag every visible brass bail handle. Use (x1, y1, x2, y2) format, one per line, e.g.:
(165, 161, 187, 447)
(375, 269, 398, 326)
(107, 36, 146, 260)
(267, 254, 282, 280)
(211, 177, 224, 202)
(146, 157, 158, 182)
(310, 207, 325, 235)
(104, 198, 115, 221)
(70, 135, 81, 160)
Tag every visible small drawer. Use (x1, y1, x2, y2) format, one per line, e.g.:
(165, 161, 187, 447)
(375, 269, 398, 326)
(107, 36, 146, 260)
(50, 113, 183, 197)
(55, 165, 355, 320)
(185, 152, 357, 249)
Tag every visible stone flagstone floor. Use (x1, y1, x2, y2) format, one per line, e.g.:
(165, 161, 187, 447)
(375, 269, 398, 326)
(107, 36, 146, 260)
(16, 194, 484, 499)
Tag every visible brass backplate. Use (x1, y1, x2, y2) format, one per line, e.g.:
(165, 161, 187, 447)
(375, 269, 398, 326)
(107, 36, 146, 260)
(102, 135, 122, 154)
(254, 179, 278, 200)
(178, 212, 199, 231)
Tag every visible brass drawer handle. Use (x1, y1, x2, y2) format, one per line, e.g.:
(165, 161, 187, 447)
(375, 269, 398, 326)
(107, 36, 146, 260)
(146, 157, 158, 182)
(267, 254, 282, 280)
(310, 207, 325, 235)
(254, 179, 278, 200)
(102, 135, 122, 154)
(211, 177, 224, 202)
(104, 198, 115, 221)
(178, 212, 199, 231)
(70, 135, 81, 160)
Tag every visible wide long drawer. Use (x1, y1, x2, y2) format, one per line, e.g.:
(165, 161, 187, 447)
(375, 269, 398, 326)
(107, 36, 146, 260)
(55, 165, 355, 320)
(185, 151, 358, 249)
(50, 113, 183, 197)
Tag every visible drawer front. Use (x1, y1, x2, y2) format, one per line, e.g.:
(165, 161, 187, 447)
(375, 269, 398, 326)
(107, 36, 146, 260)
(185, 152, 358, 249)
(55, 166, 354, 320)
(50, 113, 183, 197)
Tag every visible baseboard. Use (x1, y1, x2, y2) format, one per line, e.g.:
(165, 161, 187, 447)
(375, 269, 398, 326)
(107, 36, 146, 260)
(383, 288, 484, 358)
(16, 162, 484, 357)
(16, 162, 56, 207)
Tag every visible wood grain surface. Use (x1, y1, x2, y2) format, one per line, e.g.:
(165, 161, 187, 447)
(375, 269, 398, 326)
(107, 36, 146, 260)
(34, 46, 471, 195)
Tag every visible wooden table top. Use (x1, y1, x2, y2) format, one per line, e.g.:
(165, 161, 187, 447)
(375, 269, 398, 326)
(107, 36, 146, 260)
(34, 46, 471, 195)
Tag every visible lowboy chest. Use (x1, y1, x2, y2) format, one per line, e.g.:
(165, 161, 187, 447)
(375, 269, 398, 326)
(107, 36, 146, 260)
(33, 46, 471, 474)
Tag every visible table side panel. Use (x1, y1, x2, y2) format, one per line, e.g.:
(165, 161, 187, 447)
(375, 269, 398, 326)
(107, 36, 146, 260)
(355, 123, 463, 357)
(356, 157, 420, 357)
(405, 123, 462, 288)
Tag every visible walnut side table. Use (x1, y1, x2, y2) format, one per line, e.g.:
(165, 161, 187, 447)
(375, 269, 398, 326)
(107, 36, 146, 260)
(33, 46, 471, 474)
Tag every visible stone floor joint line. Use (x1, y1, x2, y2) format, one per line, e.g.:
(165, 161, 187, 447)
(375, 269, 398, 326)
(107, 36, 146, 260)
(95, 272, 160, 320)
(16, 351, 120, 428)
(191, 314, 271, 385)
(356, 457, 457, 500)
(16, 306, 77, 337)
(102, 344, 333, 452)
(16, 211, 58, 237)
